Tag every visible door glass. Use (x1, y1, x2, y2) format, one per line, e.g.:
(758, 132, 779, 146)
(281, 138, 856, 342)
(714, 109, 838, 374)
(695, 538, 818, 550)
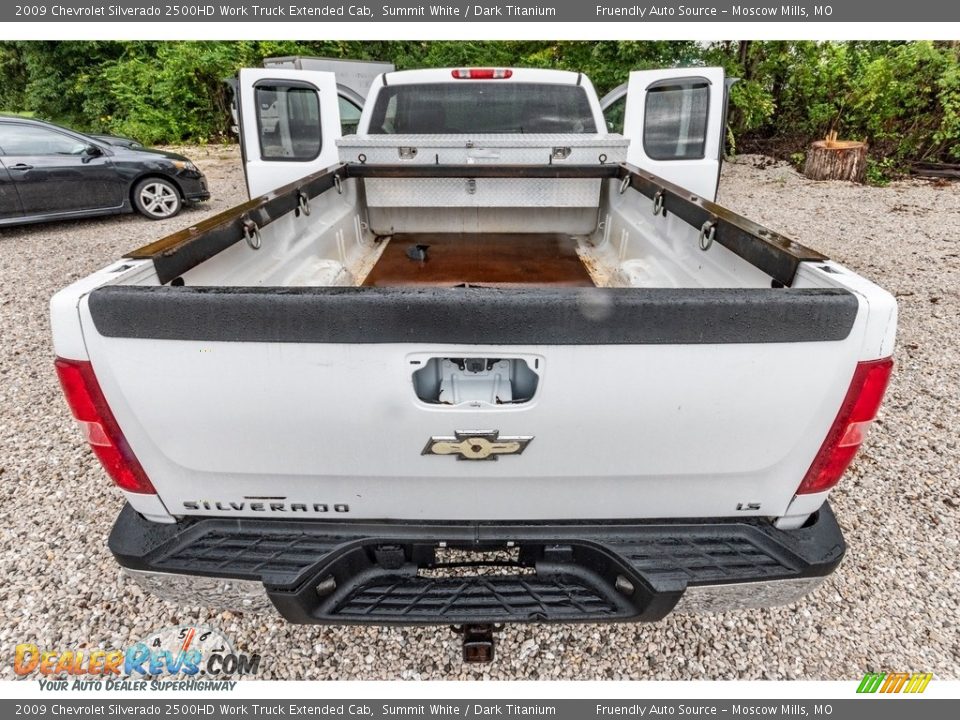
(338, 96, 362, 136)
(255, 84, 321, 161)
(379, 94, 399, 134)
(643, 80, 709, 160)
(1, 125, 89, 156)
(603, 94, 626, 134)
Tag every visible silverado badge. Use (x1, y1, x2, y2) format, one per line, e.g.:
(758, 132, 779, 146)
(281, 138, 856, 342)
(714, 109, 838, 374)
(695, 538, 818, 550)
(422, 430, 533, 461)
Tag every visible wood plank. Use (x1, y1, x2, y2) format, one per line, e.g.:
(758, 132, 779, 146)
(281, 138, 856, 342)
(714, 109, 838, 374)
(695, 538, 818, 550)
(909, 161, 960, 179)
(362, 233, 595, 288)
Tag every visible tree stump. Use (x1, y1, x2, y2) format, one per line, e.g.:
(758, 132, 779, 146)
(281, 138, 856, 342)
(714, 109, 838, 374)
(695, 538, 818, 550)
(803, 139, 868, 183)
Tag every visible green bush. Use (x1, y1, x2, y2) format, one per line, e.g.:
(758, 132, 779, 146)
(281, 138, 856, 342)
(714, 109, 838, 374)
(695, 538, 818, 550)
(721, 40, 960, 177)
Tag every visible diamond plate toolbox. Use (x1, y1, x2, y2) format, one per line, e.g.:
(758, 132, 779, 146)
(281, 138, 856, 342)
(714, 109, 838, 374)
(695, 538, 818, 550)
(336, 133, 629, 165)
(337, 133, 628, 208)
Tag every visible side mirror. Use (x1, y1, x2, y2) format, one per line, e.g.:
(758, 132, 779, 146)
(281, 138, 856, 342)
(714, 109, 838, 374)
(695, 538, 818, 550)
(80, 144, 103, 163)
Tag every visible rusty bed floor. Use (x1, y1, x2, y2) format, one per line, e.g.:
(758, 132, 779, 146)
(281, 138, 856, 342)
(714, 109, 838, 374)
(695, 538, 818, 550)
(361, 233, 595, 288)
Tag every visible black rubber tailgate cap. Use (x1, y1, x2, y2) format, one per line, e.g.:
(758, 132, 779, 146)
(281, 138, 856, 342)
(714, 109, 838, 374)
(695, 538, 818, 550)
(88, 285, 859, 345)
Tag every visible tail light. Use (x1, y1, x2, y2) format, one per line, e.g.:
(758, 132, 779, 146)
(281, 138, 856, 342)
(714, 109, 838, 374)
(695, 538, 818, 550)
(451, 68, 513, 79)
(54, 357, 156, 494)
(796, 357, 893, 495)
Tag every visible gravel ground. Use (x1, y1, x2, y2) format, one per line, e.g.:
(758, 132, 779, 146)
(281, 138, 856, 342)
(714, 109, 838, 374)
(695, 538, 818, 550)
(0, 147, 957, 680)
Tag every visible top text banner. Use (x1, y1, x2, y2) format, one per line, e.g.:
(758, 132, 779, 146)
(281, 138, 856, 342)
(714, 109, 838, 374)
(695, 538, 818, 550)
(5, 1, 960, 23)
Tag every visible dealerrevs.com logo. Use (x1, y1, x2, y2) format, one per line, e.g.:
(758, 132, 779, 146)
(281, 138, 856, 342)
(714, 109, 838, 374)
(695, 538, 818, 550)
(15, 625, 260, 691)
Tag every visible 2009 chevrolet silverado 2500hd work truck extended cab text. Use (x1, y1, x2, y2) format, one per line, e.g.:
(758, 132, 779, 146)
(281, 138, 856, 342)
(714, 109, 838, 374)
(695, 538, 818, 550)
(51, 66, 896, 661)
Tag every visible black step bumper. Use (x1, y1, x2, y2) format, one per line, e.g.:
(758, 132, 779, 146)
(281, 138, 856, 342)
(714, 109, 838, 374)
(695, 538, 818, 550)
(109, 504, 845, 625)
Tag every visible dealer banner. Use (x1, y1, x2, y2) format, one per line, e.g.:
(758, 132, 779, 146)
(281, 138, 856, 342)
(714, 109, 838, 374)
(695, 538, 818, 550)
(2, 699, 959, 719)
(4, 0, 960, 23)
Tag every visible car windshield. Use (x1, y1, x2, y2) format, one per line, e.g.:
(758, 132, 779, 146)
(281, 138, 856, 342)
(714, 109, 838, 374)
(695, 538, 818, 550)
(367, 82, 597, 134)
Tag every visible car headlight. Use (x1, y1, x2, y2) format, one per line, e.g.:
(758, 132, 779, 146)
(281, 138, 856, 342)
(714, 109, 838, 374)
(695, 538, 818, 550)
(170, 160, 198, 172)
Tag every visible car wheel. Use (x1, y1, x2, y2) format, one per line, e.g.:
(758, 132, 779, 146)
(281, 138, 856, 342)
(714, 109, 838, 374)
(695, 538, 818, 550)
(133, 178, 182, 220)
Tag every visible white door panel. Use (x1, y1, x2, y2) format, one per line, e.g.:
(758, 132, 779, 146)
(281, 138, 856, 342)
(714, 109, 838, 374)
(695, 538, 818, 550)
(615, 67, 726, 201)
(238, 69, 342, 198)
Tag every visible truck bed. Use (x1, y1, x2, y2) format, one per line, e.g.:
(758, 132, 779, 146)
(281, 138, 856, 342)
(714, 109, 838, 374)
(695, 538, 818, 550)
(362, 233, 595, 288)
(51, 161, 897, 530)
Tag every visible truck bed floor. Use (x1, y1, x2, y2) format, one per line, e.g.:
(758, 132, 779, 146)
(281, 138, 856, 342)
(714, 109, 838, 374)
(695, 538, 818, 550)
(362, 233, 595, 288)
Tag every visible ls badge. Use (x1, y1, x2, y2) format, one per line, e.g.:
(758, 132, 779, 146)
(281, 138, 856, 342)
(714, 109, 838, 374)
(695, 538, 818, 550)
(422, 430, 533, 461)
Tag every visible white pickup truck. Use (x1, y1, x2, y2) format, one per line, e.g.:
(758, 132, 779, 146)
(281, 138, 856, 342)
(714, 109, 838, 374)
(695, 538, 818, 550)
(51, 66, 896, 661)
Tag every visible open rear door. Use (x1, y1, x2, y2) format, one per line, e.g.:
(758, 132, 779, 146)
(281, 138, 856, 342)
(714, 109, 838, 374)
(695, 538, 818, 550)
(237, 68, 342, 198)
(611, 67, 727, 201)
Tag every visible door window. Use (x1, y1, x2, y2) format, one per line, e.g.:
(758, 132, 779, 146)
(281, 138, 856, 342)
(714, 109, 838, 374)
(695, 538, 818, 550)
(643, 80, 710, 160)
(602, 94, 627, 134)
(338, 96, 362, 136)
(255, 83, 321, 161)
(0, 125, 89, 156)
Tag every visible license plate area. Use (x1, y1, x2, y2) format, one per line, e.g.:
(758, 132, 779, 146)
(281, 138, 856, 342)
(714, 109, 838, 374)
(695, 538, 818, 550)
(418, 546, 535, 578)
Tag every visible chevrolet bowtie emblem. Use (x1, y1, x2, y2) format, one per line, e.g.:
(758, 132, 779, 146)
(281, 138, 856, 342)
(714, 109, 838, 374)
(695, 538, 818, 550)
(422, 430, 533, 461)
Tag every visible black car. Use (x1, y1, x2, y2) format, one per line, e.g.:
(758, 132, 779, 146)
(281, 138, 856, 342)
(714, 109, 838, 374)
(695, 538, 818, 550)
(0, 116, 210, 227)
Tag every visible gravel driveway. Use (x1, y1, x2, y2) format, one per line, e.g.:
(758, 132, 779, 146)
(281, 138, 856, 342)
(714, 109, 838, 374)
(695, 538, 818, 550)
(1, 147, 957, 680)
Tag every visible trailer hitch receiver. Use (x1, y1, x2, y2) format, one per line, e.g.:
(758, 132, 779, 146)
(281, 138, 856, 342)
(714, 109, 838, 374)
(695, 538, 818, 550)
(458, 624, 496, 663)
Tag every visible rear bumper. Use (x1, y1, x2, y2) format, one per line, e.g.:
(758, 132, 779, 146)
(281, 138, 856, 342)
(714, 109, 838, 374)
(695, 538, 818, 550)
(109, 503, 845, 625)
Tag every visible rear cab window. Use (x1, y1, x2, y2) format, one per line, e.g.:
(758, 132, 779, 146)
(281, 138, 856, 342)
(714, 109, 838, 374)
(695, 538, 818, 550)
(368, 82, 597, 134)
